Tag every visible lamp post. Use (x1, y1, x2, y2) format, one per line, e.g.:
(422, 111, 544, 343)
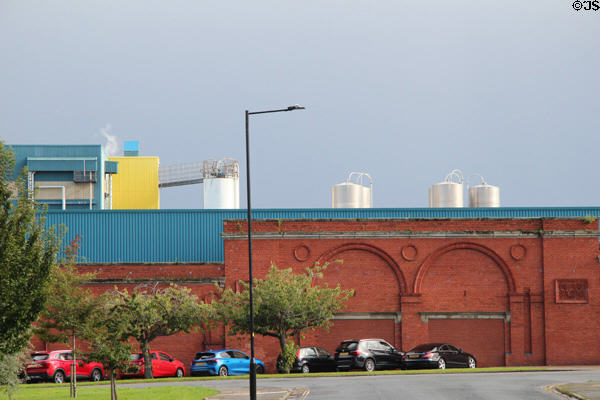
(245, 105, 305, 400)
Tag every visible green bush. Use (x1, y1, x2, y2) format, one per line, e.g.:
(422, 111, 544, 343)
(277, 340, 297, 374)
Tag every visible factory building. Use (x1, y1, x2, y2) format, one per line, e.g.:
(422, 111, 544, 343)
(36, 208, 600, 373)
(9, 143, 161, 210)
(10, 145, 600, 373)
(10, 144, 118, 210)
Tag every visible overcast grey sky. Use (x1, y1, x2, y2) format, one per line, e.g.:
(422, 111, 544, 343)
(1, 1, 598, 209)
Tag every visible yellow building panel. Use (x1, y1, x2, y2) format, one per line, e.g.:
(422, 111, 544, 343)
(109, 157, 159, 209)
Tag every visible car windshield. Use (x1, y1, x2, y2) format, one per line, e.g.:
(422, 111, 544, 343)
(408, 344, 440, 353)
(130, 354, 143, 361)
(31, 353, 49, 361)
(195, 352, 216, 360)
(337, 342, 358, 351)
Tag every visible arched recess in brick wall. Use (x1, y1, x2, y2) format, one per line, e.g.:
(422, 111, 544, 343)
(317, 243, 407, 295)
(411, 242, 516, 367)
(413, 242, 516, 295)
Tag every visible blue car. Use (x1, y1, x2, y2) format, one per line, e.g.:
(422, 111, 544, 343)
(190, 349, 265, 376)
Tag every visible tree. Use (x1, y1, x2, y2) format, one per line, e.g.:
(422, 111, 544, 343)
(35, 236, 99, 398)
(0, 142, 60, 394)
(213, 262, 354, 372)
(82, 294, 135, 400)
(113, 283, 210, 379)
(0, 349, 29, 400)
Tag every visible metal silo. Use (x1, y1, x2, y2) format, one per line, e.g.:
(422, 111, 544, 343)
(202, 158, 240, 209)
(468, 174, 500, 207)
(429, 169, 464, 208)
(332, 172, 373, 208)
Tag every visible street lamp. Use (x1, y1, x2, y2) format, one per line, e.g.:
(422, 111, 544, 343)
(245, 105, 305, 400)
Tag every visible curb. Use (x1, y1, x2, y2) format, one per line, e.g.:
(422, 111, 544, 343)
(544, 383, 589, 400)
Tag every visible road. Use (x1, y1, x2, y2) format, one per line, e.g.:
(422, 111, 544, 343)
(122, 369, 600, 399)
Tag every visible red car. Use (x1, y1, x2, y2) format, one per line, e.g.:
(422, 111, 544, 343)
(122, 351, 185, 378)
(24, 350, 105, 383)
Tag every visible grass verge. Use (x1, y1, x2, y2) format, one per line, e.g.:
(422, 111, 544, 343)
(1, 385, 219, 400)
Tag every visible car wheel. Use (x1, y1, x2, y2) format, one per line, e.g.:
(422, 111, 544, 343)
(364, 358, 375, 372)
(255, 365, 264, 374)
(53, 370, 65, 384)
(467, 357, 476, 369)
(301, 364, 310, 374)
(90, 368, 103, 382)
(175, 368, 184, 378)
(437, 358, 446, 370)
(218, 366, 228, 376)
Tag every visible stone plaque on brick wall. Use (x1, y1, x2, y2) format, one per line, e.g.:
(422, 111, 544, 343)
(555, 279, 588, 304)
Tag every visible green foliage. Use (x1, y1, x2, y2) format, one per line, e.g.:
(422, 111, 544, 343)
(111, 283, 211, 379)
(36, 237, 99, 346)
(0, 349, 28, 400)
(582, 215, 598, 223)
(35, 237, 100, 398)
(82, 293, 137, 400)
(277, 340, 297, 374)
(213, 261, 354, 356)
(0, 142, 61, 392)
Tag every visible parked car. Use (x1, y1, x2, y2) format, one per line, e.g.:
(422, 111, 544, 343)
(122, 351, 185, 378)
(277, 346, 337, 373)
(335, 339, 404, 372)
(24, 350, 104, 383)
(402, 343, 476, 369)
(190, 349, 265, 376)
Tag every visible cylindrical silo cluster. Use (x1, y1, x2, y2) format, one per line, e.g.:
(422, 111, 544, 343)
(332, 172, 373, 208)
(469, 181, 500, 207)
(429, 170, 500, 208)
(429, 169, 464, 208)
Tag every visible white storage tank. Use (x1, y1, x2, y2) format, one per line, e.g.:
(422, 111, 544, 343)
(468, 175, 500, 207)
(429, 169, 464, 208)
(202, 159, 240, 209)
(332, 172, 372, 208)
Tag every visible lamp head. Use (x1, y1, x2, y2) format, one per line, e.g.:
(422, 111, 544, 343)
(287, 104, 305, 111)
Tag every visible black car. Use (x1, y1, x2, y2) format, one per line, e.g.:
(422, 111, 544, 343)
(279, 346, 337, 373)
(402, 343, 476, 369)
(335, 339, 404, 372)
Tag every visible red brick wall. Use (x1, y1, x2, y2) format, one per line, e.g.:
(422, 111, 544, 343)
(305, 319, 397, 355)
(29, 218, 600, 374)
(541, 233, 600, 365)
(223, 218, 600, 370)
(428, 319, 505, 367)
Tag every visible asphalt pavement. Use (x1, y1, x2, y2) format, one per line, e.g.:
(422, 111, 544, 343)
(199, 367, 600, 400)
(113, 367, 600, 399)
(548, 366, 600, 399)
(204, 386, 307, 400)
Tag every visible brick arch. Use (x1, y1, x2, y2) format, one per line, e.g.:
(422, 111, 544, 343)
(413, 242, 516, 295)
(316, 243, 407, 294)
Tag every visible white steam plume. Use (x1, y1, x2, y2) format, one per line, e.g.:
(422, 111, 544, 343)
(100, 124, 119, 156)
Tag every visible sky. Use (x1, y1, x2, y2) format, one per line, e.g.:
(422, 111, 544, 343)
(1, 1, 599, 209)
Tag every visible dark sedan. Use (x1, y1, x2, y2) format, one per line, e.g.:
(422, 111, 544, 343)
(402, 343, 476, 369)
(279, 346, 337, 373)
(335, 339, 404, 371)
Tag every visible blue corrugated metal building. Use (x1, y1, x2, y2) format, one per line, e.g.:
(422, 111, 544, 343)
(44, 207, 600, 264)
(11, 144, 117, 210)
